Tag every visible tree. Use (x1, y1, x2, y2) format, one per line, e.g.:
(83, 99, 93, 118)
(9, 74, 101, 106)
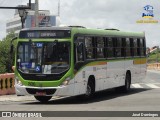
(0, 33, 15, 73)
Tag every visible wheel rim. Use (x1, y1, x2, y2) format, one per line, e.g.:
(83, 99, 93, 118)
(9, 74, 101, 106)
(86, 84, 91, 96)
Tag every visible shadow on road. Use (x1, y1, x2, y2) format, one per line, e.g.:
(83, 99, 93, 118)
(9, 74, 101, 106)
(22, 88, 151, 105)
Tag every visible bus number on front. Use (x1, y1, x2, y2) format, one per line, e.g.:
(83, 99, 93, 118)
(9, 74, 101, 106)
(27, 33, 34, 38)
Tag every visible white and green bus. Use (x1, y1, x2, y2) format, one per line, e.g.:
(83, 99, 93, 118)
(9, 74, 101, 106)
(12, 26, 147, 102)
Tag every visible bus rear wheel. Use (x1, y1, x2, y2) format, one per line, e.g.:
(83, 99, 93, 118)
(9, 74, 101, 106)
(116, 72, 131, 93)
(122, 72, 131, 92)
(34, 96, 52, 103)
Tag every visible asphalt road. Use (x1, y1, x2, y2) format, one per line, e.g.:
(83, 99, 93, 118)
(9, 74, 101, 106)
(0, 70, 160, 119)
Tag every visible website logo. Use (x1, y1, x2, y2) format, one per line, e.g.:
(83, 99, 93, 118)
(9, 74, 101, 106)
(142, 5, 154, 18)
(136, 5, 158, 24)
(2, 112, 11, 117)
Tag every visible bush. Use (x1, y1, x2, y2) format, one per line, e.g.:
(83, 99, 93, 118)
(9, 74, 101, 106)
(0, 33, 15, 74)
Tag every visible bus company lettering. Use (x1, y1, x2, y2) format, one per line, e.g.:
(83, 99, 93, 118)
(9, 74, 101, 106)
(40, 32, 56, 37)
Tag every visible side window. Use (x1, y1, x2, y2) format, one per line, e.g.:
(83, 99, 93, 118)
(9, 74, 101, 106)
(133, 38, 138, 56)
(106, 38, 114, 58)
(121, 38, 126, 57)
(143, 39, 146, 56)
(137, 38, 141, 56)
(76, 42, 84, 62)
(130, 38, 134, 57)
(140, 38, 145, 56)
(96, 37, 105, 58)
(74, 36, 84, 63)
(85, 37, 94, 59)
(126, 38, 131, 57)
(114, 37, 121, 57)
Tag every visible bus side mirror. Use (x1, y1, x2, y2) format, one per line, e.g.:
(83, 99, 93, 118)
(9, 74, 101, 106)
(10, 44, 14, 54)
(10, 37, 17, 54)
(10, 37, 17, 71)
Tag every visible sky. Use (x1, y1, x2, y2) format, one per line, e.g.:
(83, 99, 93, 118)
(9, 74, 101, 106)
(0, 0, 160, 47)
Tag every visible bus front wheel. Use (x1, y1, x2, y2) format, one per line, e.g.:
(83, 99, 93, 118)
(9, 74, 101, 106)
(84, 80, 95, 99)
(34, 96, 52, 103)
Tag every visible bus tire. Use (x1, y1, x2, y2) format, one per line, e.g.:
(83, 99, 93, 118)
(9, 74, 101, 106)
(34, 96, 52, 103)
(122, 72, 131, 92)
(84, 80, 95, 99)
(115, 72, 131, 93)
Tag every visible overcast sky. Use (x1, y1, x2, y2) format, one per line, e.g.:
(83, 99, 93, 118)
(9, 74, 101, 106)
(0, 0, 160, 47)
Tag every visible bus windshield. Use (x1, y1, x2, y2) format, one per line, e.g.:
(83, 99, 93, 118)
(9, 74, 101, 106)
(17, 41, 70, 74)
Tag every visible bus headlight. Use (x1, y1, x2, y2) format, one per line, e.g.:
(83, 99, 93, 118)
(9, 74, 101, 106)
(61, 77, 71, 86)
(15, 77, 23, 86)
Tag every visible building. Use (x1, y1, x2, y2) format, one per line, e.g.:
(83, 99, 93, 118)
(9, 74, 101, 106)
(6, 3, 60, 35)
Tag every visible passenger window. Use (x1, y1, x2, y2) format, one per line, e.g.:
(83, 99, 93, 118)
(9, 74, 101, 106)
(126, 38, 130, 47)
(133, 38, 137, 47)
(107, 48, 114, 58)
(76, 42, 84, 62)
(74, 36, 85, 63)
(107, 38, 113, 47)
(85, 37, 94, 59)
(140, 39, 143, 48)
(96, 37, 105, 58)
(114, 38, 121, 57)
(106, 38, 114, 58)
(125, 38, 131, 57)
(126, 48, 131, 57)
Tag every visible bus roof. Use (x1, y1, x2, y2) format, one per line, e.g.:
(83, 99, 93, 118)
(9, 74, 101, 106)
(21, 26, 145, 38)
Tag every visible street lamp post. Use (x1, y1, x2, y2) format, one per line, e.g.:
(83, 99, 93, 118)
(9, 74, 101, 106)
(18, 9, 28, 29)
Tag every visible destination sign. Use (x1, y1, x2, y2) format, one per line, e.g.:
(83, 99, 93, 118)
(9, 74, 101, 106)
(19, 30, 71, 39)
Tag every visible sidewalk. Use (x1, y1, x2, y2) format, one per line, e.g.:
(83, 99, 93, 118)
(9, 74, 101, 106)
(0, 95, 35, 102)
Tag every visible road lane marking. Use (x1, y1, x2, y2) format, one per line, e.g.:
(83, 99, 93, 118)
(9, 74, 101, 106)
(146, 84, 160, 89)
(132, 84, 143, 88)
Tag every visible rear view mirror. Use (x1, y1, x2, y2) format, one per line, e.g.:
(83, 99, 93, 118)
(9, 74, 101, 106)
(10, 37, 17, 71)
(10, 37, 17, 54)
(10, 44, 14, 54)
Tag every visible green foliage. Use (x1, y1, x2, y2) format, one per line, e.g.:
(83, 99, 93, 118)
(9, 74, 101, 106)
(147, 51, 160, 63)
(0, 33, 16, 74)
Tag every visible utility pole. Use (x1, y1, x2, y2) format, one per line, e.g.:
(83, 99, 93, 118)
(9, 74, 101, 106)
(35, 0, 39, 27)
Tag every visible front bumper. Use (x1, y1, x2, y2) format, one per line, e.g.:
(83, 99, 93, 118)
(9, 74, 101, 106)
(15, 83, 74, 96)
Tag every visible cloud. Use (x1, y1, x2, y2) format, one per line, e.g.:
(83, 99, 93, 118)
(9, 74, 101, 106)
(59, 0, 160, 47)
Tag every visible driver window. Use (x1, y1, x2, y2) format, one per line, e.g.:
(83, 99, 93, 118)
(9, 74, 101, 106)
(76, 42, 84, 62)
(75, 36, 85, 63)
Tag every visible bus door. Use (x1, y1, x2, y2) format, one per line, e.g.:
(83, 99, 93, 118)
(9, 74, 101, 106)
(73, 37, 86, 95)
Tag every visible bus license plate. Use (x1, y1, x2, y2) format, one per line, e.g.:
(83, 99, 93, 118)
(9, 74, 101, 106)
(36, 92, 46, 96)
